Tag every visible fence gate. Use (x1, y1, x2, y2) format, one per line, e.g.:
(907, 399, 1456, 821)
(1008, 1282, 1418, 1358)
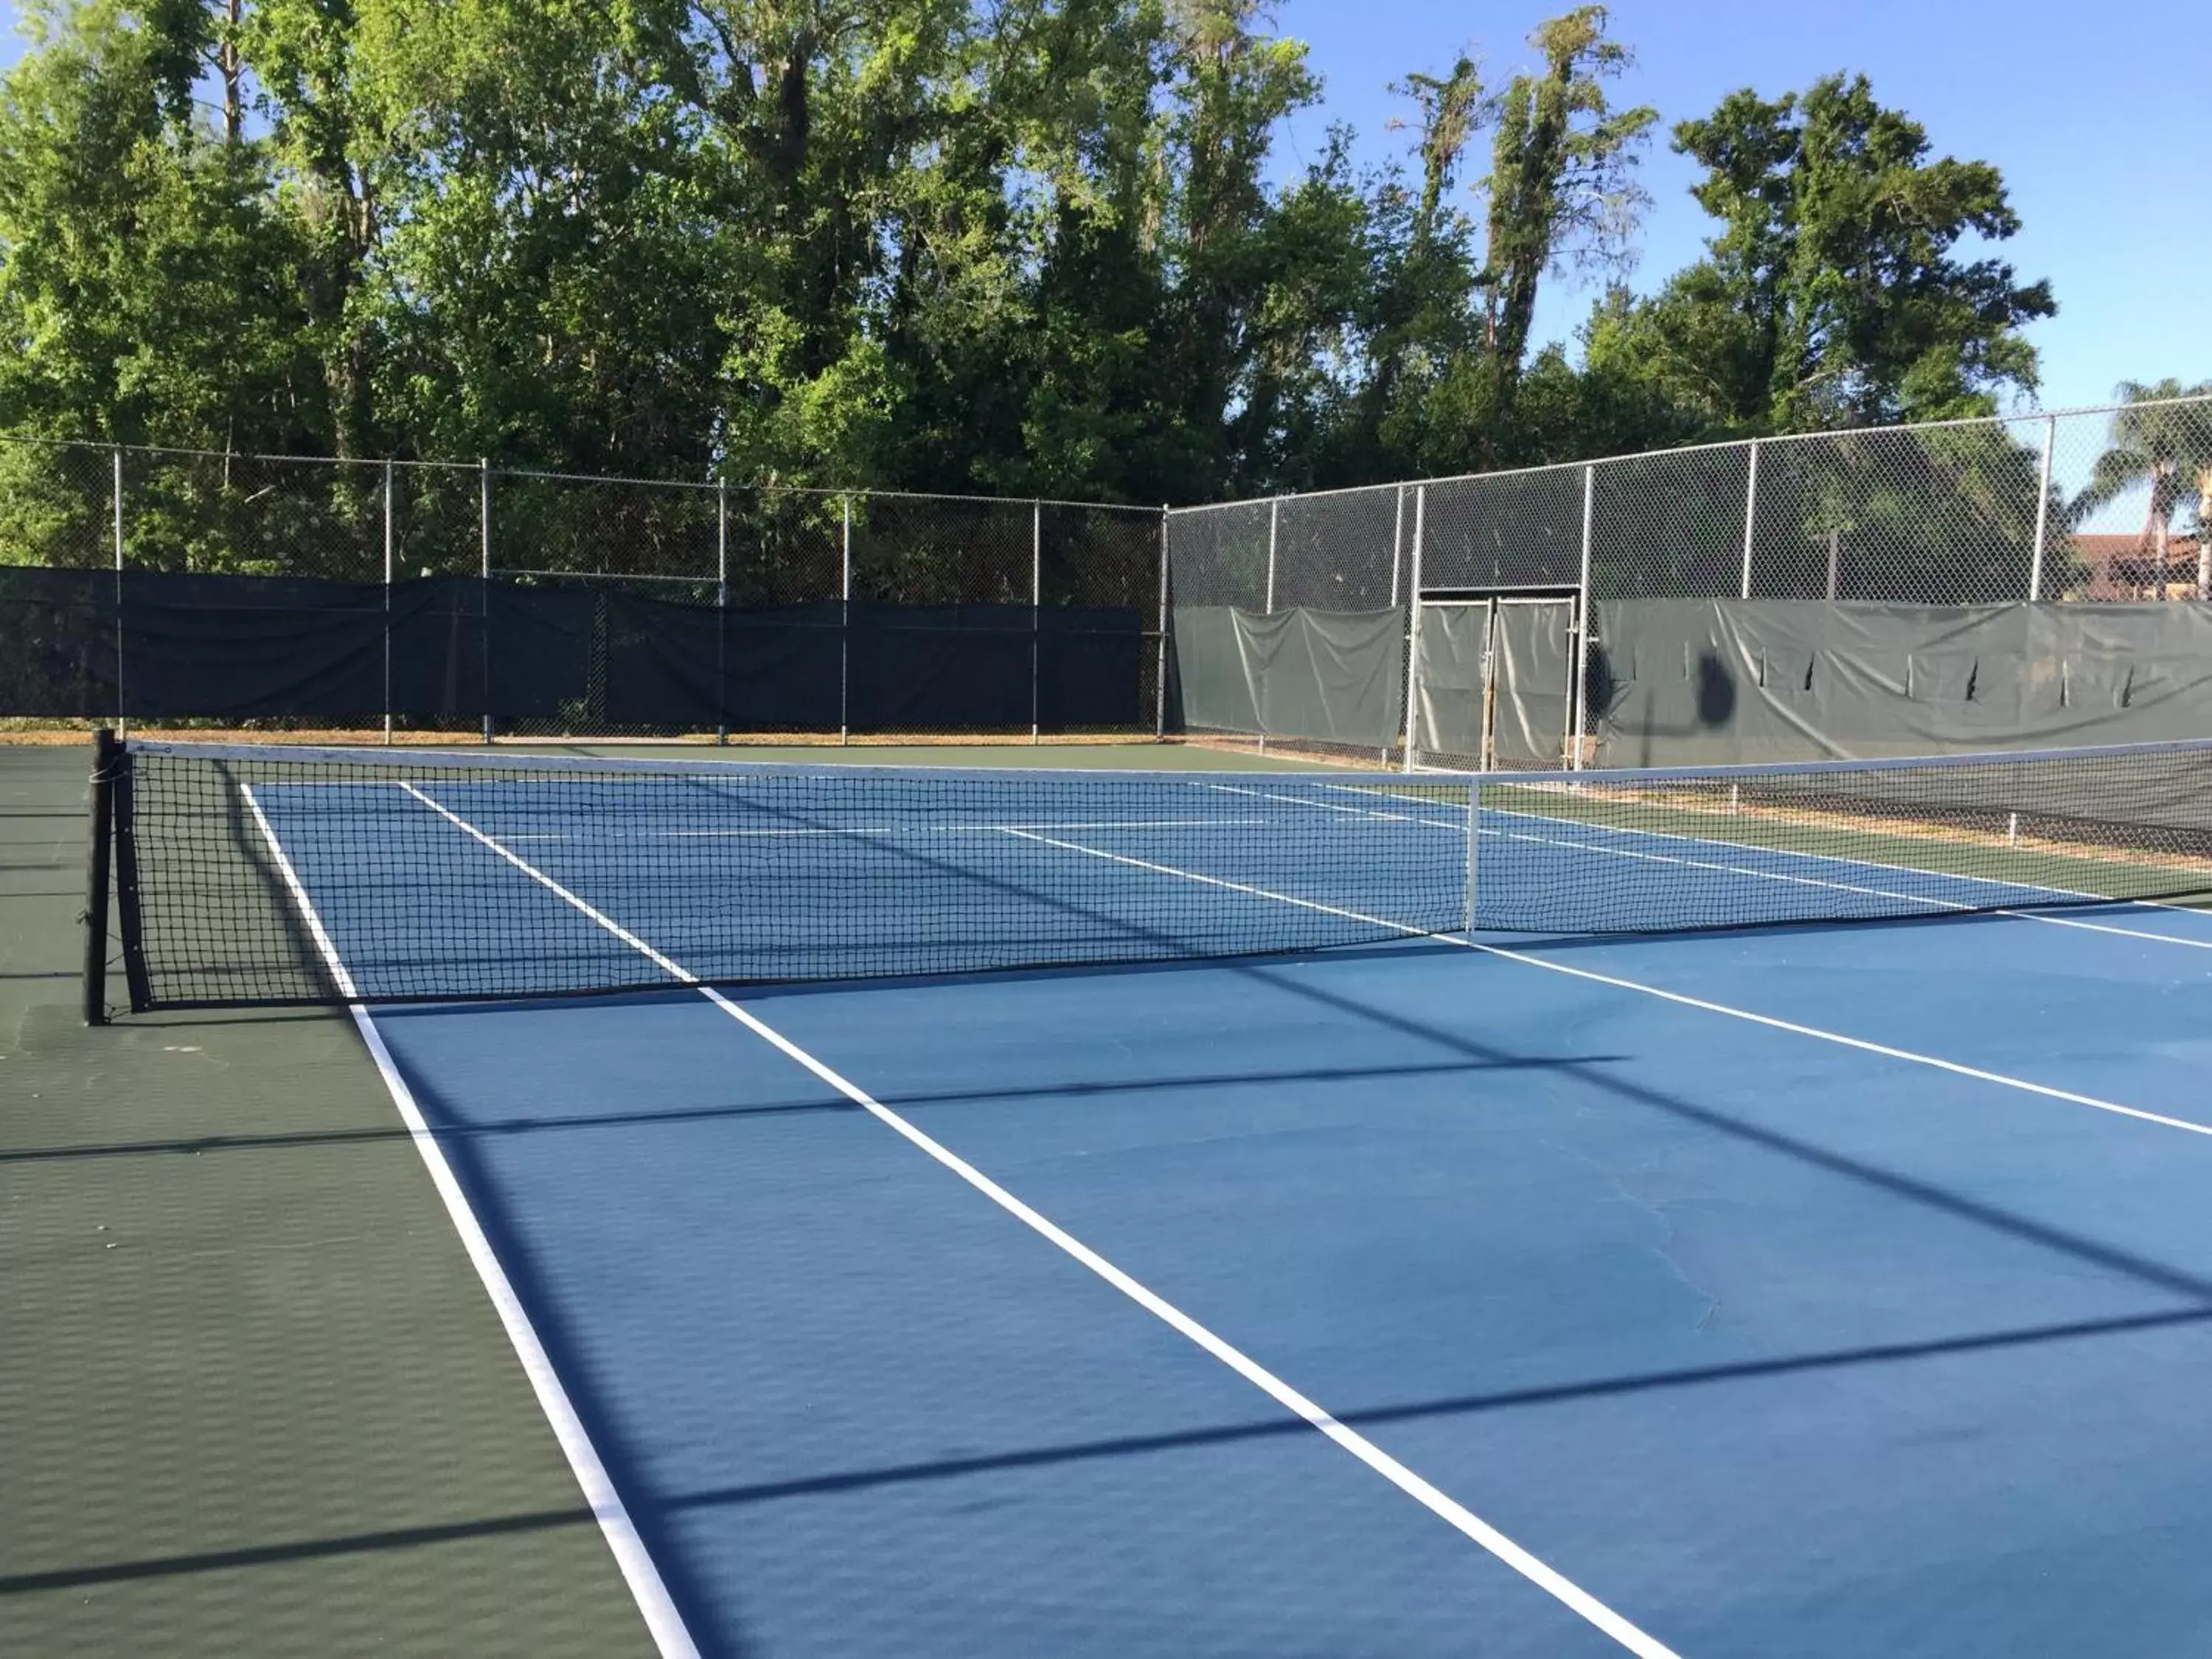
(1409, 590, 1579, 768)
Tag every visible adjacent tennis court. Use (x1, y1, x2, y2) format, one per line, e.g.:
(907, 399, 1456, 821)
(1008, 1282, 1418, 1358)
(29, 736, 2212, 1655)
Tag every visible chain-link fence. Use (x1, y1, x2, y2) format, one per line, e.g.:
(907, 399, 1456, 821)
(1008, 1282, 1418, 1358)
(1166, 393, 2212, 770)
(10, 396, 2207, 758)
(0, 438, 1168, 743)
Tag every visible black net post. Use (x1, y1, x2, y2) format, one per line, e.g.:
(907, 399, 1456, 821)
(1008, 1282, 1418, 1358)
(479, 458, 493, 745)
(82, 728, 116, 1025)
(111, 447, 126, 734)
(840, 494, 852, 745)
(383, 459, 395, 745)
(716, 480, 729, 745)
(1030, 500, 1042, 745)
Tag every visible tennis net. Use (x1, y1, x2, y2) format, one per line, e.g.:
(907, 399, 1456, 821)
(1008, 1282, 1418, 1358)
(87, 735, 2212, 1014)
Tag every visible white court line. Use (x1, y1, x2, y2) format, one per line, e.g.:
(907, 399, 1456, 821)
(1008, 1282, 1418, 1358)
(1204, 781, 1434, 826)
(1480, 800, 2212, 951)
(484, 818, 1275, 844)
(390, 782, 1680, 1659)
(1290, 781, 2212, 953)
(1000, 828, 2212, 1143)
(235, 787, 701, 1659)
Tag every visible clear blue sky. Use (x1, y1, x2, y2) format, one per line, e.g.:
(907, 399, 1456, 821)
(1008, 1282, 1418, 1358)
(2, 0, 2205, 415)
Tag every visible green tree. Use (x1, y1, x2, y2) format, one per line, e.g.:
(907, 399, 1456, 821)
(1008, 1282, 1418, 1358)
(1359, 54, 1486, 470)
(1589, 73, 2052, 433)
(0, 0, 318, 452)
(0, 0, 2093, 531)
(1476, 6, 1653, 439)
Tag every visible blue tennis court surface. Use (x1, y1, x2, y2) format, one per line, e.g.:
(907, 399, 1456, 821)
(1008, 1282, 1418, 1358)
(251, 769, 2212, 1656)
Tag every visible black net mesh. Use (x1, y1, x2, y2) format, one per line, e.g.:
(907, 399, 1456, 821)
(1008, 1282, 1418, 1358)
(105, 737, 2212, 1012)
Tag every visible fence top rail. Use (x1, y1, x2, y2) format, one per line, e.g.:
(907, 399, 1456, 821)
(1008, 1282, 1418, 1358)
(124, 731, 2212, 787)
(487, 566, 719, 584)
(10, 386, 2208, 521)
(0, 432, 1165, 515)
(0, 437, 484, 471)
(1163, 390, 2212, 518)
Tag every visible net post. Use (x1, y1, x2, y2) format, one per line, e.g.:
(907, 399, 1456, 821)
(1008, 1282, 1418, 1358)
(1154, 506, 1169, 740)
(840, 493, 852, 746)
(479, 457, 493, 745)
(1739, 438, 1758, 599)
(2028, 414, 2055, 602)
(111, 730, 148, 1013)
(716, 480, 729, 746)
(1401, 484, 1426, 773)
(1464, 771, 1480, 936)
(383, 458, 395, 745)
(111, 445, 126, 737)
(1572, 462, 1594, 771)
(83, 728, 116, 1026)
(1031, 498, 1042, 746)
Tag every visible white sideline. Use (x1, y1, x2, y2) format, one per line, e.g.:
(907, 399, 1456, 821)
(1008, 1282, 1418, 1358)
(237, 786, 703, 1659)
(392, 782, 1682, 1659)
(998, 829, 2212, 1142)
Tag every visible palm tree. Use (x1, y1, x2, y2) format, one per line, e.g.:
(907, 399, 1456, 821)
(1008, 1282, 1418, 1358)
(2076, 380, 2212, 600)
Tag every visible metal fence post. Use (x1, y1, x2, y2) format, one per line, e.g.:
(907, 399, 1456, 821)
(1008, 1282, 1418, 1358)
(1388, 484, 1405, 609)
(716, 480, 729, 745)
(479, 458, 493, 744)
(1739, 439, 1759, 600)
(1031, 499, 1043, 745)
(1386, 484, 1406, 761)
(111, 446, 125, 735)
(2028, 415, 2056, 602)
(1155, 506, 1170, 740)
(1261, 498, 1279, 754)
(1401, 484, 1426, 774)
(383, 459, 395, 745)
(840, 493, 852, 745)
(1571, 463, 1595, 771)
(1265, 496, 1279, 613)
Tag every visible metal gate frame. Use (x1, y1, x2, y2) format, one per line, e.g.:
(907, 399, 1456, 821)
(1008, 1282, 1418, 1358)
(1403, 585, 1582, 771)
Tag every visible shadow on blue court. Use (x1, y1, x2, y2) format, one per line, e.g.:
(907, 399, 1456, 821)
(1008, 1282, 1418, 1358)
(355, 897, 2212, 1658)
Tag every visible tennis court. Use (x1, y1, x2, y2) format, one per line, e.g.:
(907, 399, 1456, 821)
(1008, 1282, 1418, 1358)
(24, 736, 2212, 1655)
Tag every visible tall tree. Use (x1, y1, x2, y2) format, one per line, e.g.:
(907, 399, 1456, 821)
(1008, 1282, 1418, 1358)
(1589, 73, 2053, 432)
(1331, 52, 1484, 481)
(1477, 6, 1653, 438)
(0, 0, 317, 450)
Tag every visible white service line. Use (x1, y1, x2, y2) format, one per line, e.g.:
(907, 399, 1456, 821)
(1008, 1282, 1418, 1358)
(1282, 780, 2212, 953)
(237, 786, 701, 1659)
(1000, 828, 2212, 1142)
(1204, 781, 1434, 826)
(392, 784, 1680, 1659)
(498, 818, 1275, 843)
(1478, 801, 2212, 953)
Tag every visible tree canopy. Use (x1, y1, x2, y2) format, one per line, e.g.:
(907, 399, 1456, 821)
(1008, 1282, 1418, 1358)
(0, 1, 2059, 504)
